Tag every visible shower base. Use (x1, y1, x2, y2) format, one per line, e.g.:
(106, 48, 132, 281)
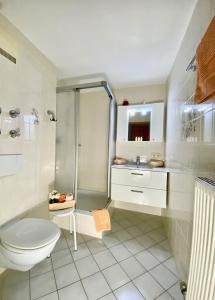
(76, 189, 108, 212)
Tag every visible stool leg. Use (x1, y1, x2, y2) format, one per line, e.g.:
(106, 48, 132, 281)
(69, 214, 73, 234)
(73, 212, 77, 251)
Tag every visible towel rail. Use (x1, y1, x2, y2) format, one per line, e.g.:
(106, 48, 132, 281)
(186, 55, 196, 72)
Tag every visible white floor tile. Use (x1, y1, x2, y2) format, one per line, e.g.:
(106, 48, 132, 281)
(38, 292, 59, 300)
(54, 263, 79, 289)
(2, 279, 30, 300)
(149, 264, 178, 290)
(100, 293, 116, 300)
(114, 282, 145, 300)
(87, 238, 107, 254)
(147, 230, 166, 243)
(120, 256, 146, 280)
(168, 282, 184, 300)
(126, 226, 143, 238)
(110, 244, 132, 262)
(82, 272, 111, 300)
(136, 234, 156, 249)
(156, 292, 174, 300)
(160, 239, 171, 251)
(71, 243, 91, 261)
(58, 281, 87, 300)
(102, 264, 130, 290)
(123, 239, 144, 254)
(148, 244, 171, 262)
(133, 273, 164, 299)
(115, 230, 133, 242)
(30, 271, 56, 300)
(53, 236, 68, 253)
(51, 248, 73, 269)
(30, 257, 52, 277)
(137, 222, 153, 234)
(117, 219, 133, 229)
(135, 250, 160, 270)
(103, 233, 121, 248)
(66, 233, 85, 249)
(163, 257, 179, 278)
(2, 270, 29, 287)
(75, 255, 99, 279)
(93, 249, 117, 270)
(110, 222, 123, 233)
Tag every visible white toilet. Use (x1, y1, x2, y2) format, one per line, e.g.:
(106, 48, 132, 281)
(0, 218, 60, 271)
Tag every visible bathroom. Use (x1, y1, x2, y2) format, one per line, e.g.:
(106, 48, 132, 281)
(0, 0, 215, 299)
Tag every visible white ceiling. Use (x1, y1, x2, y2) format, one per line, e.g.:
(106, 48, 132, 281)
(0, 0, 197, 88)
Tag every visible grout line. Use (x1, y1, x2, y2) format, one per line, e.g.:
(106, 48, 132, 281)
(50, 253, 60, 300)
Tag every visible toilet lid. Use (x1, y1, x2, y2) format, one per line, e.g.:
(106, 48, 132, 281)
(0, 218, 60, 250)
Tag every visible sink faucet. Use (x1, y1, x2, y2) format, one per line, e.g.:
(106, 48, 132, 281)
(136, 155, 140, 168)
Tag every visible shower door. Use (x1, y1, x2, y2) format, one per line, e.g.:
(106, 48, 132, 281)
(55, 91, 76, 193)
(56, 81, 116, 212)
(76, 88, 110, 211)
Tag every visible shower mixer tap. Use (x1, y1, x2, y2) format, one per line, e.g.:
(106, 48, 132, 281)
(47, 110, 57, 122)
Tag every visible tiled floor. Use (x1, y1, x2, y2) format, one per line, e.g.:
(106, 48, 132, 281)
(0, 209, 184, 300)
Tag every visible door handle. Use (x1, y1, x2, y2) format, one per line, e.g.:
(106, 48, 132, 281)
(131, 172, 143, 176)
(131, 189, 143, 193)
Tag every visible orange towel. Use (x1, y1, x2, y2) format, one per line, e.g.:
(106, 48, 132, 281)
(92, 209, 111, 233)
(194, 17, 215, 104)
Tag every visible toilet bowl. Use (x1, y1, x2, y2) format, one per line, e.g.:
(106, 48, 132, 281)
(0, 218, 60, 271)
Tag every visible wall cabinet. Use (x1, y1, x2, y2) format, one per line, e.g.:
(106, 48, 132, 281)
(117, 103, 165, 142)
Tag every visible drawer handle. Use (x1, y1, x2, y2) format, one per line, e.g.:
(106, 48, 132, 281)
(131, 189, 143, 193)
(131, 172, 143, 176)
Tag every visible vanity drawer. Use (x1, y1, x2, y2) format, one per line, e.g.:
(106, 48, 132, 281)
(111, 184, 166, 208)
(112, 168, 167, 190)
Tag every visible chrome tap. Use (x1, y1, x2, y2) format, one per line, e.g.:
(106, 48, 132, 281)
(136, 155, 140, 168)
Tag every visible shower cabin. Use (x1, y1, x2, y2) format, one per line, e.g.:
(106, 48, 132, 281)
(55, 81, 116, 212)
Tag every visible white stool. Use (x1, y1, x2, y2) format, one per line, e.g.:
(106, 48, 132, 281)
(49, 207, 77, 251)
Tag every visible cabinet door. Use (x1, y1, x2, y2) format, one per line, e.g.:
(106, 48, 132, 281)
(111, 184, 166, 208)
(117, 106, 128, 142)
(112, 168, 167, 190)
(150, 103, 164, 142)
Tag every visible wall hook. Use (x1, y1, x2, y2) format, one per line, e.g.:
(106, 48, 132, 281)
(47, 110, 57, 122)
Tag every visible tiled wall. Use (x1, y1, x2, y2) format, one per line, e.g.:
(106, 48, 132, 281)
(0, 14, 56, 226)
(164, 0, 215, 282)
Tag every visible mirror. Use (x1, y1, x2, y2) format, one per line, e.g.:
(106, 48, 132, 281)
(128, 110, 151, 141)
(117, 103, 164, 143)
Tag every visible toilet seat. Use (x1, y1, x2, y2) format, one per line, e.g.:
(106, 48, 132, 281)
(0, 218, 60, 251)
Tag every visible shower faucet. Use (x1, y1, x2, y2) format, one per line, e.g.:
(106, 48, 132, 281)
(9, 108, 20, 118)
(9, 128, 21, 138)
(47, 110, 57, 122)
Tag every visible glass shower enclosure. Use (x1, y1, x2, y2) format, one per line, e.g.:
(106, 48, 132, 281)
(55, 81, 116, 212)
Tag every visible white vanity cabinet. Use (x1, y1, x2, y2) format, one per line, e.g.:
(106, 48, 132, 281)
(111, 166, 167, 208)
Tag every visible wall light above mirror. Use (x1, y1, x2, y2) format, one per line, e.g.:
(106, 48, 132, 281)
(117, 102, 165, 143)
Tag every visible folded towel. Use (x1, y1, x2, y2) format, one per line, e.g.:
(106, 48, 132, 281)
(194, 16, 215, 104)
(92, 208, 111, 233)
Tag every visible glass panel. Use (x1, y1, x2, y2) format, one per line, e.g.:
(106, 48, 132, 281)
(55, 91, 75, 193)
(128, 109, 151, 141)
(77, 87, 110, 211)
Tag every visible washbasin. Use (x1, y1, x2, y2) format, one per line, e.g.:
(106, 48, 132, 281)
(124, 162, 153, 169)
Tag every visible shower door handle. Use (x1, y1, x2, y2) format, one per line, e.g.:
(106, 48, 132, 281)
(78, 144, 82, 147)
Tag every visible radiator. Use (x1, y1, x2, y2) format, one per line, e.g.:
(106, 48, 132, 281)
(186, 177, 215, 300)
